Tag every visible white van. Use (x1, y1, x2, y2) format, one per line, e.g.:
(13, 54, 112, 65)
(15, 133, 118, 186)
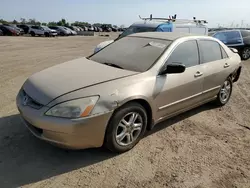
(94, 15, 208, 53)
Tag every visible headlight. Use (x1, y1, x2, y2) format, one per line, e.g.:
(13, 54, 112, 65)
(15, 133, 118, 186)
(45, 96, 99, 118)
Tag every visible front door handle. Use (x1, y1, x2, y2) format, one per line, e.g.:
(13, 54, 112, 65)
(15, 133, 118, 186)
(224, 63, 230, 68)
(194, 71, 203, 77)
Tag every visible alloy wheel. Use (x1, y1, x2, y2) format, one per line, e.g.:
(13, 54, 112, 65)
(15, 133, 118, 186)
(115, 112, 143, 146)
(242, 48, 250, 60)
(219, 80, 231, 103)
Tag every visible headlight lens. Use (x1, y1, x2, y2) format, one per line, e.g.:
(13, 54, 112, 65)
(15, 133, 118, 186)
(45, 96, 99, 118)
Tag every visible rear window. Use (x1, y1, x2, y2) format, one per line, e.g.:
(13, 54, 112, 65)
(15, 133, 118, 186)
(90, 36, 172, 72)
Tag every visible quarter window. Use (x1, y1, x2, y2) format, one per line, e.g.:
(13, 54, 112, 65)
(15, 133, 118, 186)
(167, 40, 199, 68)
(198, 40, 222, 63)
(221, 46, 228, 59)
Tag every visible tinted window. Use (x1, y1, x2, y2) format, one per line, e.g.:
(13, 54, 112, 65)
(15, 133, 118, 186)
(90, 37, 172, 72)
(31, 26, 39, 29)
(198, 40, 222, 63)
(157, 23, 173, 32)
(167, 40, 199, 68)
(240, 30, 250, 38)
(213, 31, 242, 45)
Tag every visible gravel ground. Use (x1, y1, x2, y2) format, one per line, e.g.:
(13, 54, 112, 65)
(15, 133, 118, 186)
(0, 35, 249, 188)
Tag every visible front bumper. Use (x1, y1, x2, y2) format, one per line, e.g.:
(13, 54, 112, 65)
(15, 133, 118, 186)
(16, 94, 113, 150)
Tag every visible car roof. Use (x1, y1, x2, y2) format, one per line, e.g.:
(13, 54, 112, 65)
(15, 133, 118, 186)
(129, 32, 203, 41)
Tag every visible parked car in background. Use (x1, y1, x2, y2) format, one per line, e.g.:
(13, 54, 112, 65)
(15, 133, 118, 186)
(211, 30, 250, 60)
(66, 26, 80, 32)
(41, 26, 58, 37)
(88, 26, 95, 32)
(94, 15, 208, 53)
(63, 27, 77, 35)
(111, 27, 118, 32)
(97, 27, 103, 32)
(29, 25, 56, 37)
(101, 25, 112, 32)
(3, 24, 24, 35)
(48, 26, 71, 36)
(17, 24, 30, 34)
(17, 32, 241, 153)
(75, 26, 83, 31)
(0, 25, 20, 36)
(0, 29, 3, 36)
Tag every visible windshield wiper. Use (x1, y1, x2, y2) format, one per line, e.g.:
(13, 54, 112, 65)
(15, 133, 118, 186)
(103, 62, 123, 69)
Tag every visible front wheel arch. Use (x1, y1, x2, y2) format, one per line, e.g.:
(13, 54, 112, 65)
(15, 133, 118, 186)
(115, 98, 153, 130)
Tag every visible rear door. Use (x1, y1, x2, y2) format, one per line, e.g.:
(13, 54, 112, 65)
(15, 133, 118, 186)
(155, 40, 204, 120)
(197, 40, 231, 99)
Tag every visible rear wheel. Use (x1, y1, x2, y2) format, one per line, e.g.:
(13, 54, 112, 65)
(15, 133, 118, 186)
(105, 102, 147, 153)
(240, 47, 250, 60)
(30, 31, 35, 37)
(215, 77, 233, 106)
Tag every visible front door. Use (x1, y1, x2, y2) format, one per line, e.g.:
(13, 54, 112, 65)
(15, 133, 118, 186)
(154, 40, 204, 121)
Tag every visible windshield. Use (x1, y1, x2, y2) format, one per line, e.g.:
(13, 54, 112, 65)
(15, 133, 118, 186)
(42, 26, 50, 30)
(90, 36, 172, 72)
(119, 26, 157, 38)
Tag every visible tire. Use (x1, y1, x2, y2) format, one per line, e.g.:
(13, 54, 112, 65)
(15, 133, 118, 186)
(30, 31, 35, 37)
(60, 32, 65, 36)
(240, 47, 250, 60)
(105, 102, 147, 153)
(215, 77, 233, 106)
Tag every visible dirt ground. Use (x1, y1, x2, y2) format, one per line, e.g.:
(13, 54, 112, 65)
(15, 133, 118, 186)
(0, 35, 250, 188)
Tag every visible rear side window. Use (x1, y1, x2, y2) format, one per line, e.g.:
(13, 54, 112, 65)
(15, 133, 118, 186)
(198, 40, 222, 63)
(240, 30, 250, 38)
(167, 40, 199, 68)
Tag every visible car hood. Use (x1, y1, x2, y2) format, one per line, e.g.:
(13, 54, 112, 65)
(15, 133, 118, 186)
(23, 57, 138, 105)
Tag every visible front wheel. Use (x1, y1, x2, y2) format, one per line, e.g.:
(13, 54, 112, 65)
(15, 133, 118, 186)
(30, 31, 35, 37)
(215, 77, 233, 106)
(105, 102, 147, 153)
(240, 47, 250, 60)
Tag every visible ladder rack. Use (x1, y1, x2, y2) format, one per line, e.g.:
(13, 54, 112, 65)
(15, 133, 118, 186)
(139, 14, 208, 24)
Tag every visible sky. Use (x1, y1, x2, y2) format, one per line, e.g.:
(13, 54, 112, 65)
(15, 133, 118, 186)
(1, 0, 250, 28)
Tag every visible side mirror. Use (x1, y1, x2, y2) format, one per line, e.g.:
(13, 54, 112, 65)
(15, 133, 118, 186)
(159, 63, 186, 75)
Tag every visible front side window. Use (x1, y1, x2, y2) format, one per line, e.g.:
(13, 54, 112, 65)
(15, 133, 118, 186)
(119, 26, 156, 38)
(198, 40, 222, 63)
(167, 40, 199, 68)
(90, 36, 172, 72)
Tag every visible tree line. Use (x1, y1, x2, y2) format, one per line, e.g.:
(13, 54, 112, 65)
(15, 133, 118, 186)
(0, 18, 123, 28)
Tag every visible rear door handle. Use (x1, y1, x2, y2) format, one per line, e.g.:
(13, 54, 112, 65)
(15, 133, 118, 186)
(194, 71, 203, 77)
(224, 63, 230, 68)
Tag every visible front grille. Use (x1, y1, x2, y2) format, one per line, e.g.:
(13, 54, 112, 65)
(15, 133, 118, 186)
(21, 89, 43, 109)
